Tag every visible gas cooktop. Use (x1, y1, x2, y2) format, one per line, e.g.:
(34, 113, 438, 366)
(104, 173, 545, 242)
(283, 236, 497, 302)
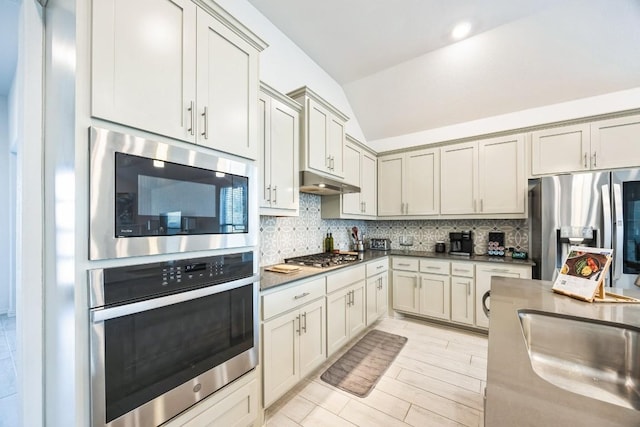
(284, 252, 360, 268)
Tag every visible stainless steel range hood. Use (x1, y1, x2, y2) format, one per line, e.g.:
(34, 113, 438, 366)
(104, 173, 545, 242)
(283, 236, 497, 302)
(299, 171, 360, 195)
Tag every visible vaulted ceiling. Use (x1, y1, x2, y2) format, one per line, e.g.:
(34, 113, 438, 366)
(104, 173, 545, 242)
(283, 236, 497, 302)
(248, 0, 640, 144)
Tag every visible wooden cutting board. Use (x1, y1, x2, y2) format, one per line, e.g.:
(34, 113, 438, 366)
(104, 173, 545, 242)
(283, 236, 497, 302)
(265, 264, 302, 274)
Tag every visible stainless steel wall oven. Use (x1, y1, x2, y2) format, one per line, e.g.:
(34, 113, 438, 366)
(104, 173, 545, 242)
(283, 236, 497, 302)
(89, 251, 259, 427)
(89, 127, 258, 260)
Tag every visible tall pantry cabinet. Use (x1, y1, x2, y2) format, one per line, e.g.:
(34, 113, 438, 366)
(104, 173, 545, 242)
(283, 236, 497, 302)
(91, 0, 266, 159)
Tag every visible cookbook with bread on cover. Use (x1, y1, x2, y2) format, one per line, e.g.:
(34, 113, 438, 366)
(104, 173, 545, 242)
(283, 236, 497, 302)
(552, 246, 613, 302)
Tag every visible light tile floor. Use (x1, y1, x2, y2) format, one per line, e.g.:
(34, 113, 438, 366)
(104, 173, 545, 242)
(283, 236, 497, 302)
(265, 317, 487, 427)
(0, 314, 18, 427)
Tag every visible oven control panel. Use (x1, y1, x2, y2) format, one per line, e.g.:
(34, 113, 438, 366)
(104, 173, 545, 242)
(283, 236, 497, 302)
(91, 251, 254, 308)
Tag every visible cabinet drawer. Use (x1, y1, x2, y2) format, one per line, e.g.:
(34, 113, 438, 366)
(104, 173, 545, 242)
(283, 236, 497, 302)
(392, 257, 419, 271)
(262, 277, 325, 320)
(366, 258, 389, 277)
(419, 259, 450, 275)
(327, 265, 366, 294)
(451, 262, 474, 278)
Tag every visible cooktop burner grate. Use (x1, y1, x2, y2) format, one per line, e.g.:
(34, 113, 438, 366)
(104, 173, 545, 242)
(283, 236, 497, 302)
(284, 253, 359, 268)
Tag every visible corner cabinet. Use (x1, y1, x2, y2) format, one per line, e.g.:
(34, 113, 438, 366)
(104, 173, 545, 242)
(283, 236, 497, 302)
(258, 83, 301, 216)
(91, 0, 266, 159)
(378, 148, 440, 217)
(321, 135, 377, 219)
(288, 87, 349, 179)
(440, 134, 526, 216)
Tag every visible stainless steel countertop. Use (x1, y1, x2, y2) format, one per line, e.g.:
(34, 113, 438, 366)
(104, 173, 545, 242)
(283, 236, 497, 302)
(486, 277, 640, 426)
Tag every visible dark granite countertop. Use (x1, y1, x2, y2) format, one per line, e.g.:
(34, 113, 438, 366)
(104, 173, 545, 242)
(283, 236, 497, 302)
(260, 250, 534, 291)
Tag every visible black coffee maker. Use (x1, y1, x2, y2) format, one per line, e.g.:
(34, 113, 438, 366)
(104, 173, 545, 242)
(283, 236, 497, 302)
(449, 231, 474, 255)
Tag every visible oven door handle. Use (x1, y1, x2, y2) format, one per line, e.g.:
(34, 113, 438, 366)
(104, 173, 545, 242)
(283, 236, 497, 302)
(91, 274, 260, 323)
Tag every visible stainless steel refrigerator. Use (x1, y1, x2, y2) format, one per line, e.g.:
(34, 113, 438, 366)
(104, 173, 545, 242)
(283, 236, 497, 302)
(529, 168, 640, 289)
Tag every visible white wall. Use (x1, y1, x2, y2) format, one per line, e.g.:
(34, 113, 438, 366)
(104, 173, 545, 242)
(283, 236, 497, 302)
(0, 95, 10, 315)
(213, 0, 368, 142)
(369, 87, 640, 152)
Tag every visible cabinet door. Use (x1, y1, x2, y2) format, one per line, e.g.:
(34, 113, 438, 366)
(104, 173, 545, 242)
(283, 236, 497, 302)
(478, 135, 525, 214)
(298, 299, 326, 378)
(392, 271, 419, 314)
(441, 142, 478, 214)
(450, 276, 474, 325)
(92, 0, 196, 142)
(262, 310, 300, 406)
(591, 114, 640, 170)
(328, 115, 345, 177)
(378, 155, 404, 216)
(348, 282, 366, 338)
(377, 273, 388, 319)
(342, 143, 362, 215)
(361, 152, 377, 216)
(530, 124, 590, 175)
(307, 99, 330, 173)
(326, 290, 349, 356)
(270, 98, 300, 211)
(196, 8, 259, 159)
(420, 274, 450, 320)
(406, 148, 440, 215)
(258, 93, 271, 208)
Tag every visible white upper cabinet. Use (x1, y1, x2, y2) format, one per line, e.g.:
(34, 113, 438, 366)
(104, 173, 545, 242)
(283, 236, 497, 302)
(92, 0, 197, 142)
(530, 124, 591, 175)
(288, 87, 349, 179)
(378, 148, 440, 217)
(478, 135, 526, 214)
(531, 114, 640, 175)
(259, 83, 301, 216)
(196, 8, 260, 159)
(441, 135, 525, 216)
(590, 114, 640, 170)
(440, 142, 477, 215)
(321, 135, 377, 219)
(92, 0, 265, 159)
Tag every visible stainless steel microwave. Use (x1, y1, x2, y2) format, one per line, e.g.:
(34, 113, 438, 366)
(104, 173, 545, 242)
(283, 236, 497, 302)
(89, 127, 257, 260)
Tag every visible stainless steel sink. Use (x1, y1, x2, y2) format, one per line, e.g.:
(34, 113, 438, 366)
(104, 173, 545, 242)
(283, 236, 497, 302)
(518, 309, 640, 410)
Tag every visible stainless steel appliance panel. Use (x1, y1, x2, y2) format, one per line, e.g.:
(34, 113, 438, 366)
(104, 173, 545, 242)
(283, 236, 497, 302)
(89, 127, 258, 260)
(612, 169, 640, 288)
(89, 252, 259, 427)
(535, 172, 609, 282)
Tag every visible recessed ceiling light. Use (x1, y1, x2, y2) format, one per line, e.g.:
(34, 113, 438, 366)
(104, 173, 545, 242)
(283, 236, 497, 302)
(452, 21, 472, 40)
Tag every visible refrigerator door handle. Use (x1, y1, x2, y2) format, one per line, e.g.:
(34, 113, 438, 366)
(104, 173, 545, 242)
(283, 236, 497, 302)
(612, 183, 624, 283)
(601, 184, 611, 249)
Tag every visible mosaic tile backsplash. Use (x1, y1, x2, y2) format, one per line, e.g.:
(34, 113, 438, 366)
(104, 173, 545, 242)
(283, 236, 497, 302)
(259, 193, 528, 266)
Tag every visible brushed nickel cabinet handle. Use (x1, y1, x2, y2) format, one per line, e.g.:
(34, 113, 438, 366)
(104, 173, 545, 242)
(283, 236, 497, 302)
(266, 185, 271, 203)
(296, 315, 301, 336)
(201, 106, 208, 139)
(301, 312, 307, 333)
(293, 292, 310, 300)
(584, 152, 588, 168)
(593, 151, 597, 167)
(273, 186, 277, 204)
(187, 101, 195, 135)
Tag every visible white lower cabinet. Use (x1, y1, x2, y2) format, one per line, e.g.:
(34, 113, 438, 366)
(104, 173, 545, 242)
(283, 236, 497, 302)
(366, 258, 389, 325)
(392, 257, 532, 330)
(327, 281, 366, 356)
(420, 274, 450, 320)
(262, 298, 325, 407)
(475, 264, 531, 329)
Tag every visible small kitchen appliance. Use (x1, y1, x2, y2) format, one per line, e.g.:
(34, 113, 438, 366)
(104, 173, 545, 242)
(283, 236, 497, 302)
(449, 231, 474, 256)
(369, 238, 391, 251)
